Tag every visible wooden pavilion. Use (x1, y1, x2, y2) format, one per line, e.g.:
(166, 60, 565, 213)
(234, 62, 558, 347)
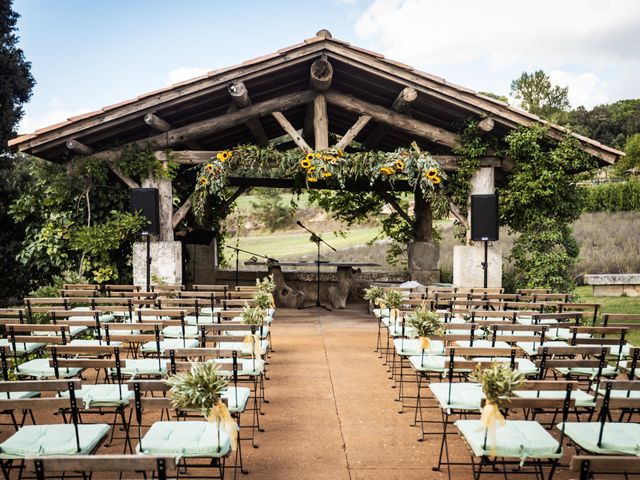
(8, 30, 624, 292)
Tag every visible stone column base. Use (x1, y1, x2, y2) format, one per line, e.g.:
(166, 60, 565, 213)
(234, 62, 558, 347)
(453, 244, 502, 288)
(408, 241, 440, 285)
(133, 241, 182, 287)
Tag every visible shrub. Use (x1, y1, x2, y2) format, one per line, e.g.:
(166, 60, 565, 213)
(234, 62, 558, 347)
(582, 179, 640, 213)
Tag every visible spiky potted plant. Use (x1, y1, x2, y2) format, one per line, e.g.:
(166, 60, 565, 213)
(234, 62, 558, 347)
(407, 306, 443, 350)
(470, 362, 524, 455)
(166, 362, 238, 451)
(255, 275, 276, 316)
(382, 289, 404, 323)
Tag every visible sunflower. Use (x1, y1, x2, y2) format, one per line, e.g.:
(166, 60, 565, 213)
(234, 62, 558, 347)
(425, 167, 438, 179)
(305, 153, 314, 162)
(430, 175, 441, 184)
(395, 160, 405, 171)
(307, 176, 318, 183)
(314, 153, 322, 159)
(205, 163, 214, 172)
(216, 151, 232, 162)
(323, 171, 332, 178)
(323, 155, 336, 163)
(300, 158, 312, 169)
(380, 166, 394, 176)
(308, 166, 316, 173)
(199, 176, 208, 185)
(336, 149, 345, 157)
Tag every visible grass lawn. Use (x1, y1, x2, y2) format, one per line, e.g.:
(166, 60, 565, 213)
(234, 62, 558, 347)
(230, 227, 380, 262)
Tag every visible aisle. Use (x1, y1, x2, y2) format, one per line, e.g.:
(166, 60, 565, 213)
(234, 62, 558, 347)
(249, 306, 447, 480)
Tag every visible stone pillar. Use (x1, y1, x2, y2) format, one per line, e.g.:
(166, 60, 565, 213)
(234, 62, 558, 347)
(133, 164, 182, 287)
(409, 190, 439, 285)
(453, 166, 502, 287)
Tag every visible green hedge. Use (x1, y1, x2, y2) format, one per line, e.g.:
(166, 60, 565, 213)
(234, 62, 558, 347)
(582, 179, 640, 212)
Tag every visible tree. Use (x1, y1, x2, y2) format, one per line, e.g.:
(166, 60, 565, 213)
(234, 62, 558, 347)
(0, 0, 35, 156)
(510, 70, 570, 121)
(479, 91, 509, 104)
(0, 1, 35, 304)
(614, 132, 640, 176)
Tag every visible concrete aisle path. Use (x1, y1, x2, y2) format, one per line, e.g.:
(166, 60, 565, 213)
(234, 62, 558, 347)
(248, 306, 450, 480)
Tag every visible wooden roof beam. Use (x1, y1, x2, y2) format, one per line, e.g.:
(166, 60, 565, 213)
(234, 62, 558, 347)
(325, 90, 460, 149)
(364, 87, 418, 149)
(66, 139, 94, 156)
(144, 112, 203, 150)
(313, 94, 329, 149)
(310, 57, 333, 92)
(89, 90, 315, 160)
(228, 81, 269, 146)
(271, 111, 312, 151)
(334, 115, 371, 150)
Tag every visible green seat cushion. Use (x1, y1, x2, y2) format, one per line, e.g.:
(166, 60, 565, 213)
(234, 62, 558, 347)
(471, 357, 538, 376)
(516, 341, 568, 356)
(15, 359, 81, 379)
(0, 391, 39, 400)
(515, 389, 595, 407)
(61, 384, 133, 408)
(222, 387, 250, 414)
(409, 354, 468, 373)
(216, 358, 264, 376)
(393, 338, 444, 356)
(140, 339, 199, 354)
(558, 422, 640, 455)
(138, 421, 230, 458)
(217, 341, 269, 356)
(0, 338, 44, 354)
(34, 326, 88, 337)
(68, 339, 122, 347)
(200, 307, 222, 315)
(117, 359, 167, 377)
(373, 308, 390, 319)
(388, 324, 417, 338)
(162, 326, 199, 338)
(429, 382, 483, 410)
(0, 423, 109, 458)
(555, 365, 619, 379)
(455, 420, 562, 460)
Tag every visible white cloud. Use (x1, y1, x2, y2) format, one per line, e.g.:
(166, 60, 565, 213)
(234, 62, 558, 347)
(18, 107, 92, 134)
(549, 70, 609, 109)
(354, 0, 640, 69)
(165, 67, 210, 86)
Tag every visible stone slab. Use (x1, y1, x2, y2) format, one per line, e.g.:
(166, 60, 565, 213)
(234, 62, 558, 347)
(583, 273, 640, 285)
(593, 284, 640, 297)
(453, 244, 502, 288)
(133, 240, 182, 287)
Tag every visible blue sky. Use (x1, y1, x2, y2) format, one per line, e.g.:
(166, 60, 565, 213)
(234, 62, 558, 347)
(14, 0, 640, 133)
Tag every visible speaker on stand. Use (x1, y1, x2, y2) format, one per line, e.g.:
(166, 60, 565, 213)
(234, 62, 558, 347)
(130, 188, 159, 292)
(470, 194, 499, 289)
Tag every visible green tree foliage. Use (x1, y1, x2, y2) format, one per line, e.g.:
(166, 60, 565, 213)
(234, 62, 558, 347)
(501, 126, 597, 291)
(250, 188, 294, 232)
(510, 70, 570, 121)
(613, 133, 640, 175)
(479, 91, 509, 104)
(0, 0, 34, 159)
(564, 100, 640, 150)
(0, 1, 35, 303)
(582, 179, 640, 212)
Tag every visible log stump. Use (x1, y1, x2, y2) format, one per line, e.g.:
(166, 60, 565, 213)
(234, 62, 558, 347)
(328, 266, 359, 309)
(269, 265, 306, 308)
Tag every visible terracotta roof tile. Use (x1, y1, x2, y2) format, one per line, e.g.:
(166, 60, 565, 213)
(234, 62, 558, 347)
(278, 42, 307, 54)
(380, 57, 414, 71)
(242, 51, 280, 66)
(348, 45, 385, 58)
(8, 133, 36, 146)
(102, 97, 139, 112)
(35, 120, 71, 134)
(137, 86, 175, 100)
(171, 73, 211, 88)
(68, 109, 103, 122)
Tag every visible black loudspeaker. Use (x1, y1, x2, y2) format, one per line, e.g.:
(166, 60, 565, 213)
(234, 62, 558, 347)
(130, 188, 159, 235)
(471, 194, 499, 241)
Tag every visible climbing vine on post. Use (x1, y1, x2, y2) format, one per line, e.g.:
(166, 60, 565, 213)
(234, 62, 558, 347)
(501, 126, 597, 292)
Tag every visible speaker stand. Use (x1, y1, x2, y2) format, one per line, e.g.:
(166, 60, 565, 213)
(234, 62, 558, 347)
(481, 239, 489, 289)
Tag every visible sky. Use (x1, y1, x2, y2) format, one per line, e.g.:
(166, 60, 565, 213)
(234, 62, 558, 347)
(13, 0, 640, 134)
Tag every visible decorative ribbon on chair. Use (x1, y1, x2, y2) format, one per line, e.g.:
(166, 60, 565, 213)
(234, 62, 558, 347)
(390, 308, 400, 324)
(269, 293, 276, 309)
(480, 401, 505, 458)
(243, 333, 262, 359)
(208, 400, 239, 450)
(420, 336, 430, 350)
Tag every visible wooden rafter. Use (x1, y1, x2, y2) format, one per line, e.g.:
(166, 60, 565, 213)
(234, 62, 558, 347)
(145, 112, 203, 150)
(228, 80, 269, 146)
(334, 115, 371, 150)
(213, 186, 250, 217)
(89, 90, 315, 161)
(379, 192, 413, 226)
(324, 90, 460, 149)
(271, 111, 312, 151)
(172, 192, 194, 229)
(310, 57, 333, 92)
(448, 201, 469, 230)
(66, 139, 140, 189)
(364, 87, 417, 149)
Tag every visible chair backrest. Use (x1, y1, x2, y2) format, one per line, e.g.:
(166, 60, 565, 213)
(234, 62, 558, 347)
(595, 380, 640, 448)
(602, 313, 640, 326)
(560, 303, 600, 325)
(49, 345, 125, 384)
(104, 284, 141, 294)
(570, 455, 640, 479)
(192, 284, 229, 293)
(535, 345, 608, 382)
(516, 288, 551, 295)
(27, 455, 175, 480)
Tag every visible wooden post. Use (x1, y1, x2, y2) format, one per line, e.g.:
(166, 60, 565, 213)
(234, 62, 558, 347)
(414, 189, 433, 242)
(310, 57, 333, 92)
(313, 94, 329, 150)
(364, 87, 418, 149)
(147, 156, 175, 242)
(227, 80, 269, 146)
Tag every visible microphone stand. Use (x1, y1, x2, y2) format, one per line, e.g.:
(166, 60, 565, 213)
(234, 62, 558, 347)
(296, 221, 336, 311)
(225, 245, 279, 288)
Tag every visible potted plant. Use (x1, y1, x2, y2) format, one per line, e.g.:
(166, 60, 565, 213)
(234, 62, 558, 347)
(363, 286, 385, 313)
(255, 275, 276, 315)
(381, 289, 404, 322)
(241, 305, 265, 358)
(470, 362, 524, 456)
(406, 306, 444, 350)
(166, 361, 238, 450)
